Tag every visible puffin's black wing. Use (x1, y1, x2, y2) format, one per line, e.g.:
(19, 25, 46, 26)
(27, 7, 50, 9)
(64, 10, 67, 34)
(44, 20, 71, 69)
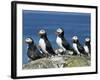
(77, 42, 85, 53)
(27, 48, 36, 60)
(27, 45, 43, 60)
(45, 40, 55, 55)
(62, 37, 73, 51)
(87, 43, 91, 53)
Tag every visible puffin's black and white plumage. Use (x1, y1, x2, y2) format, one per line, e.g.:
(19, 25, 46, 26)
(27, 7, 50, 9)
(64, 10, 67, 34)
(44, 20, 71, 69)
(25, 37, 44, 61)
(56, 28, 74, 55)
(72, 36, 85, 55)
(84, 38, 91, 54)
(38, 29, 56, 57)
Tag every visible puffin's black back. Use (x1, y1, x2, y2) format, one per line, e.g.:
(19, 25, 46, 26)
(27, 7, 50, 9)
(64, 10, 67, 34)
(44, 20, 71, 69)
(27, 43, 43, 60)
(77, 41, 85, 54)
(45, 39, 56, 55)
(41, 34, 56, 55)
(58, 35, 73, 52)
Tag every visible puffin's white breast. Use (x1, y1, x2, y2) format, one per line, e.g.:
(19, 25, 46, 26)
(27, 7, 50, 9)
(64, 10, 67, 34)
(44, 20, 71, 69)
(56, 37, 66, 51)
(73, 43, 80, 54)
(84, 45, 89, 53)
(39, 38, 47, 53)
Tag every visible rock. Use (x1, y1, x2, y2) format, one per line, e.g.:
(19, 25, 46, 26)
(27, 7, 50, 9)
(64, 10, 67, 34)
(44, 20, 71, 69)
(23, 54, 91, 69)
(23, 56, 64, 69)
(63, 55, 90, 67)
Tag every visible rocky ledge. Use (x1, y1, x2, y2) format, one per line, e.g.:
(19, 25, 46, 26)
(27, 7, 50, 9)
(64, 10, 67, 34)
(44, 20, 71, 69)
(22, 54, 91, 69)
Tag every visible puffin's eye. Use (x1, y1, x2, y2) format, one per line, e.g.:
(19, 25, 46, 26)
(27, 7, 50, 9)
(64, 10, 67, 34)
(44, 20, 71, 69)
(57, 28, 63, 33)
(39, 29, 46, 34)
(85, 38, 90, 42)
(72, 36, 78, 40)
(25, 38, 32, 43)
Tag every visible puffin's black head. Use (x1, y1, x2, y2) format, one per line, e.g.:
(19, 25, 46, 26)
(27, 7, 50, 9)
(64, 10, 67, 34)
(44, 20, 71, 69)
(85, 37, 90, 45)
(72, 36, 79, 43)
(56, 28, 64, 37)
(38, 29, 47, 38)
(25, 37, 34, 45)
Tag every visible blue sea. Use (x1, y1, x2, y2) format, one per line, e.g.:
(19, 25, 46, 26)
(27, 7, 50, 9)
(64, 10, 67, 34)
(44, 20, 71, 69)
(22, 10, 90, 64)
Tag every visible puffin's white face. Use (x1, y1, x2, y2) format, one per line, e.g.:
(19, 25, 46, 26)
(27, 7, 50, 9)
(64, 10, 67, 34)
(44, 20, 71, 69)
(72, 36, 78, 41)
(25, 38, 32, 43)
(39, 29, 46, 35)
(56, 28, 63, 34)
(85, 38, 90, 42)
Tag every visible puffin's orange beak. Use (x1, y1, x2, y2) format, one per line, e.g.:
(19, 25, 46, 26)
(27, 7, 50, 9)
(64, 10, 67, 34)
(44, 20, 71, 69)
(38, 32, 41, 36)
(55, 32, 59, 35)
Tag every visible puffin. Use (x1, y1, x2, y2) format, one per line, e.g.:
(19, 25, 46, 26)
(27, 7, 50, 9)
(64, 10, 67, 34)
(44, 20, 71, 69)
(72, 36, 85, 55)
(56, 28, 75, 55)
(25, 37, 44, 61)
(84, 37, 91, 55)
(38, 29, 56, 57)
